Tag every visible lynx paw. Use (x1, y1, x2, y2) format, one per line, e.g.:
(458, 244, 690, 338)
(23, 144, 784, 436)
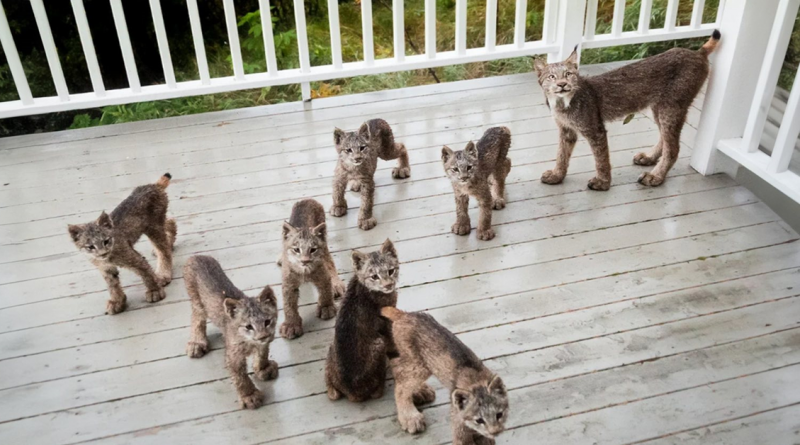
(317, 303, 337, 320)
(493, 198, 506, 210)
(399, 411, 427, 434)
(105, 298, 127, 315)
(280, 320, 304, 339)
(587, 177, 611, 191)
(359, 217, 377, 231)
(145, 287, 167, 303)
(541, 169, 565, 185)
(330, 205, 348, 217)
(633, 152, 658, 166)
(452, 221, 471, 236)
(254, 360, 279, 381)
(412, 384, 436, 405)
(347, 180, 361, 192)
(637, 172, 664, 187)
(239, 389, 264, 410)
(157, 274, 172, 287)
(332, 279, 346, 300)
(186, 341, 208, 358)
(477, 227, 496, 241)
(327, 385, 342, 401)
(392, 167, 411, 179)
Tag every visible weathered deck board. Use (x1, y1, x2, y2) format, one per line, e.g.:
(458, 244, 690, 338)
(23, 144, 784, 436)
(0, 72, 797, 445)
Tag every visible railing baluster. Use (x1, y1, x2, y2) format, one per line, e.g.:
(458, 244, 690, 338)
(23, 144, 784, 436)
(514, 0, 527, 48)
(70, 0, 105, 96)
(327, 0, 343, 68)
(542, 0, 558, 44)
(455, 0, 467, 55)
(185, 0, 210, 85)
(741, 0, 800, 154)
(584, 0, 598, 41)
(362, 0, 374, 65)
(149, 0, 176, 88)
(638, 0, 653, 33)
(0, 0, 32, 105)
(665, 0, 679, 31)
(768, 67, 800, 173)
(715, 0, 727, 25)
(31, 0, 69, 101)
(222, 0, 245, 80)
(259, 0, 279, 75)
(109, 0, 141, 92)
(425, 0, 435, 58)
(393, 0, 404, 61)
(294, 0, 311, 73)
(485, 0, 497, 50)
(691, 0, 706, 28)
(611, 0, 625, 36)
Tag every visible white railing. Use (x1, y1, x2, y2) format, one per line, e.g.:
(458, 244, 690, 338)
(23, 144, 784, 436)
(692, 0, 800, 204)
(0, 0, 720, 118)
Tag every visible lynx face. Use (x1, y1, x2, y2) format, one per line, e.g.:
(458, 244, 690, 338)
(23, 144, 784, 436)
(442, 142, 479, 185)
(223, 286, 278, 345)
(452, 375, 509, 439)
(534, 49, 580, 107)
(68, 212, 115, 260)
(334, 122, 372, 167)
(352, 239, 399, 294)
(283, 222, 326, 274)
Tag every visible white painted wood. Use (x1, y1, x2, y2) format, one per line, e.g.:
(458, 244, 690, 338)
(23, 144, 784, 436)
(542, 0, 558, 43)
(0, 0, 33, 105)
(327, 0, 343, 68)
(148, 0, 176, 88)
(582, 25, 717, 49)
(222, 0, 245, 80)
(259, 0, 279, 75)
(717, 138, 800, 203)
(485, 0, 497, 50)
(611, 0, 626, 36)
(665, 0, 679, 31)
(584, 0, 598, 40)
(455, 0, 467, 55)
(294, 0, 311, 74)
(30, 0, 69, 101)
(716, 0, 727, 24)
(551, 0, 587, 62)
(425, 0, 436, 58)
(740, 0, 800, 154)
(639, 0, 653, 33)
(392, 0, 404, 61)
(109, 0, 141, 93)
(361, 0, 374, 64)
(301, 81, 311, 101)
(691, 0, 706, 28)
(768, 67, 800, 173)
(514, 0, 527, 47)
(70, 0, 105, 96)
(185, 0, 210, 84)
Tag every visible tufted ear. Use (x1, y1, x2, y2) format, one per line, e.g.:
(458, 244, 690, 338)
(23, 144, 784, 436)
(257, 285, 277, 307)
(358, 122, 371, 141)
(96, 211, 113, 229)
(488, 375, 506, 396)
(451, 389, 472, 412)
(442, 145, 454, 163)
(380, 238, 397, 258)
(532, 56, 548, 73)
(352, 250, 366, 271)
(311, 222, 327, 240)
(67, 224, 83, 242)
(464, 141, 478, 159)
(282, 221, 297, 240)
(223, 298, 242, 319)
(565, 45, 579, 67)
(333, 127, 346, 147)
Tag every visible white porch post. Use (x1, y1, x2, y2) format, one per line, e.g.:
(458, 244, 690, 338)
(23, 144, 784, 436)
(691, 0, 781, 176)
(550, 0, 587, 63)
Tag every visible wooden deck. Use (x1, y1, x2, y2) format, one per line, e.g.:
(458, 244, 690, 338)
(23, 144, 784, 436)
(0, 71, 799, 445)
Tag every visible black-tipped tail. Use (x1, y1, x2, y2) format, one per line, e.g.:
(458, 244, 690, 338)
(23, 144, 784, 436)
(699, 30, 721, 57)
(156, 173, 172, 189)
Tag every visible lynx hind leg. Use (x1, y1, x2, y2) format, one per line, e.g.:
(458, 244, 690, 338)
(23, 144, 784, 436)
(412, 383, 436, 405)
(639, 105, 685, 187)
(634, 108, 663, 167)
(325, 349, 343, 400)
(391, 357, 429, 434)
(186, 284, 209, 358)
(491, 157, 512, 210)
(165, 218, 177, 248)
(145, 227, 173, 287)
(390, 143, 411, 179)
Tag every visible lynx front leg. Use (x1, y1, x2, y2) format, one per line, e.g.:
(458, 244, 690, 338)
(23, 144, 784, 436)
(94, 261, 127, 315)
(389, 142, 411, 179)
(390, 357, 428, 434)
(451, 191, 471, 236)
(279, 277, 304, 339)
(253, 345, 279, 381)
(639, 106, 684, 187)
(475, 188, 496, 241)
(312, 273, 337, 320)
(117, 245, 166, 303)
(542, 127, 577, 185)
(330, 174, 348, 217)
(584, 126, 612, 191)
(226, 349, 263, 410)
(357, 178, 377, 230)
(186, 285, 209, 358)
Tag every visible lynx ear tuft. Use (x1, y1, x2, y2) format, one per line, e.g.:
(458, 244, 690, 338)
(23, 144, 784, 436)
(488, 375, 507, 396)
(380, 238, 397, 258)
(358, 122, 371, 141)
(67, 224, 83, 242)
(565, 46, 579, 67)
(465, 141, 478, 159)
(312, 222, 327, 240)
(451, 389, 472, 412)
(442, 146, 454, 162)
(282, 221, 297, 240)
(333, 127, 345, 146)
(352, 250, 366, 270)
(223, 298, 241, 319)
(533, 56, 548, 73)
(96, 211, 113, 229)
(257, 286, 277, 307)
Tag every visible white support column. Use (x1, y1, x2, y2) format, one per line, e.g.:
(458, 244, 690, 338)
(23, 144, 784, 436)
(740, 0, 800, 154)
(31, 0, 69, 101)
(455, 0, 467, 55)
(149, 0, 176, 88)
(549, 0, 586, 63)
(514, 0, 528, 48)
(186, 0, 210, 84)
(222, 0, 245, 80)
(638, 0, 653, 33)
(109, 0, 141, 92)
(259, 0, 279, 74)
(70, 0, 105, 96)
(425, 0, 435, 58)
(327, 0, 343, 68)
(485, 0, 497, 50)
(0, 0, 32, 105)
(393, 0, 404, 61)
(691, 0, 782, 175)
(361, 0, 374, 65)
